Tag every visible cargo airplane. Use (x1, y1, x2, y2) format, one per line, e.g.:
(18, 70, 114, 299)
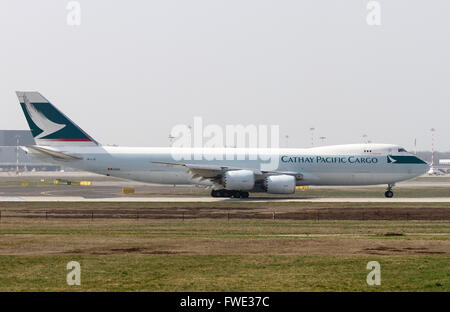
(16, 91, 429, 198)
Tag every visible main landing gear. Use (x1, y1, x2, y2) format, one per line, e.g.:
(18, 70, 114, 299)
(384, 184, 394, 198)
(211, 189, 249, 198)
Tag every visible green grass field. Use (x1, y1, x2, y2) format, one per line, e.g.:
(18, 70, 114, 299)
(0, 255, 448, 291)
(0, 211, 448, 291)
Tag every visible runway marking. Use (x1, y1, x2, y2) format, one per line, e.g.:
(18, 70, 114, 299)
(0, 197, 24, 202)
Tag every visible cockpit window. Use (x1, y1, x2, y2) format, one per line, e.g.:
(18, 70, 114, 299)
(398, 148, 407, 152)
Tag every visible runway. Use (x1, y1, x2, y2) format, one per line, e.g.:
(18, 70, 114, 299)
(2, 196, 450, 202)
(0, 172, 449, 202)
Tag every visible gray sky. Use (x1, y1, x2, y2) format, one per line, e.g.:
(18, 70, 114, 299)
(1, 1, 449, 151)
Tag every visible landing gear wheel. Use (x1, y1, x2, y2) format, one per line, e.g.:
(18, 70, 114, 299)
(212, 190, 250, 198)
(232, 191, 241, 198)
(230, 191, 250, 199)
(384, 183, 395, 198)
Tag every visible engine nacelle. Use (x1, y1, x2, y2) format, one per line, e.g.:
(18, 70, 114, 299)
(264, 175, 296, 194)
(223, 170, 255, 191)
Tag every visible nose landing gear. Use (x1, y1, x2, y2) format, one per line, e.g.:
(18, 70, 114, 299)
(384, 184, 394, 198)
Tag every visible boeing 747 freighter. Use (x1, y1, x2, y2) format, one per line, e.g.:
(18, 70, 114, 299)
(16, 91, 429, 198)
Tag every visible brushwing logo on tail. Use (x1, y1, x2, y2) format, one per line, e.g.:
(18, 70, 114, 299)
(23, 96, 66, 139)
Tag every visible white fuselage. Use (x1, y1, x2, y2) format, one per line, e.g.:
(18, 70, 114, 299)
(29, 143, 429, 187)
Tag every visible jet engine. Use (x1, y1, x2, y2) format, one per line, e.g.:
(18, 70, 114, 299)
(264, 175, 296, 194)
(223, 170, 255, 190)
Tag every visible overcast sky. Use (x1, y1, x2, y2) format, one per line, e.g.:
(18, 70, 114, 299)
(1, 1, 449, 151)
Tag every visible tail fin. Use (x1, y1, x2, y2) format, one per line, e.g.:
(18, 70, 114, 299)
(16, 91, 98, 146)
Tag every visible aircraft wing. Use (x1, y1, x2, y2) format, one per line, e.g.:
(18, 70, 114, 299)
(22, 145, 83, 161)
(153, 161, 243, 182)
(152, 161, 302, 184)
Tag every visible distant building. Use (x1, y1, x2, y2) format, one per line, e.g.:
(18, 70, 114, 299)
(0, 130, 34, 146)
(0, 130, 61, 172)
(439, 159, 450, 165)
(417, 151, 450, 166)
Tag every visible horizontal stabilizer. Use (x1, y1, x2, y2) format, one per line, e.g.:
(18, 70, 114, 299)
(24, 145, 83, 160)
